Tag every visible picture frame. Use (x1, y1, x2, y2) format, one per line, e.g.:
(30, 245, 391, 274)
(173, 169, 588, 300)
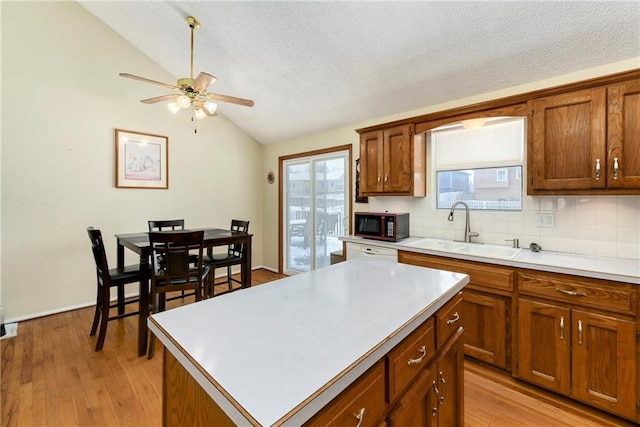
(115, 129, 168, 189)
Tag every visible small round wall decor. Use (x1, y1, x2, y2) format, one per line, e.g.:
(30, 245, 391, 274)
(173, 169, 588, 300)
(267, 171, 275, 184)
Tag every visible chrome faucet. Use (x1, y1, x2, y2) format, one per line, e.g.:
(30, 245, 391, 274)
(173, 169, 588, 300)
(448, 201, 479, 243)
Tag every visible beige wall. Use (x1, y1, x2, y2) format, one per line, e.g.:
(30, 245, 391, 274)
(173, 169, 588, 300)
(1, 2, 264, 320)
(262, 57, 640, 270)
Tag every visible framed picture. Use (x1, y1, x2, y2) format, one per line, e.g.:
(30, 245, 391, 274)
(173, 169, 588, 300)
(115, 129, 168, 189)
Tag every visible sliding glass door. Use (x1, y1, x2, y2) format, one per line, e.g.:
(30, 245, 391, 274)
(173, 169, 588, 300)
(283, 149, 349, 274)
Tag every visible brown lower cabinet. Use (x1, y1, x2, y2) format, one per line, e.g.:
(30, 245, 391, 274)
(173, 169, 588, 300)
(387, 329, 464, 427)
(306, 293, 464, 426)
(399, 251, 512, 371)
(399, 250, 640, 423)
(516, 270, 638, 421)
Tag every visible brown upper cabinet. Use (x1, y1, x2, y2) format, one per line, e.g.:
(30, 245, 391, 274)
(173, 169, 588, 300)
(528, 78, 640, 194)
(607, 79, 640, 189)
(358, 124, 426, 197)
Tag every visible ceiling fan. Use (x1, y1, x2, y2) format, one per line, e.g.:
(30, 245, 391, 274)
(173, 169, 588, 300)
(119, 16, 254, 131)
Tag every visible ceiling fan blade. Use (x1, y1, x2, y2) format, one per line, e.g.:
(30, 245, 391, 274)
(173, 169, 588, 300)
(119, 73, 177, 90)
(193, 72, 217, 91)
(141, 94, 179, 104)
(206, 93, 255, 107)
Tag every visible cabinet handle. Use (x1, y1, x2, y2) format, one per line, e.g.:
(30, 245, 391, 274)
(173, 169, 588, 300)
(438, 371, 448, 402)
(613, 157, 619, 180)
(384, 174, 388, 184)
(555, 288, 587, 297)
(595, 158, 601, 180)
(433, 381, 443, 407)
(560, 316, 565, 340)
(354, 407, 365, 427)
(407, 346, 427, 365)
(578, 320, 583, 345)
(446, 312, 460, 325)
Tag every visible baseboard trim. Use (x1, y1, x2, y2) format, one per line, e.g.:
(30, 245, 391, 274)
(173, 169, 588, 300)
(6, 266, 271, 324)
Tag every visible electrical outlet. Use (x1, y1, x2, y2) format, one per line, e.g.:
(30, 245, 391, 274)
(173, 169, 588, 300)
(535, 213, 555, 227)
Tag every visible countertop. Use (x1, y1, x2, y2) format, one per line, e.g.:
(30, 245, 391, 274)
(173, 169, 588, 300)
(148, 256, 468, 426)
(341, 236, 640, 285)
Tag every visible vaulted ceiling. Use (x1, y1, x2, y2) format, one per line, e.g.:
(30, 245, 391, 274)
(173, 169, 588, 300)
(79, 1, 640, 145)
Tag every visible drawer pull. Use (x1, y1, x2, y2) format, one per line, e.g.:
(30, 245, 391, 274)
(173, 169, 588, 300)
(560, 316, 565, 340)
(555, 288, 587, 297)
(354, 407, 365, 427)
(446, 312, 460, 325)
(578, 320, 583, 345)
(595, 158, 601, 180)
(407, 346, 427, 365)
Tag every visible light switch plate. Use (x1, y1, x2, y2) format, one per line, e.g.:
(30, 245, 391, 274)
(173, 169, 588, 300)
(536, 213, 555, 227)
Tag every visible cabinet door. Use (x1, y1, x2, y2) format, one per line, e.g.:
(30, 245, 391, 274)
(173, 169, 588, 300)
(571, 309, 637, 419)
(607, 79, 640, 188)
(529, 88, 607, 190)
(360, 130, 383, 193)
(382, 125, 412, 193)
(516, 299, 571, 394)
(462, 291, 508, 369)
(387, 368, 437, 427)
(434, 329, 464, 427)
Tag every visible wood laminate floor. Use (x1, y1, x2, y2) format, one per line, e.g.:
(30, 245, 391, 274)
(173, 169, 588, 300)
(1, 269, 634, 426)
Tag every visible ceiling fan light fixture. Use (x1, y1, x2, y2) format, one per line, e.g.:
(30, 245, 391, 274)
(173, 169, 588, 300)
(177, 95, 191, 109)
(194, 107, 207, 120)
(167, 102, 180, 114)
(203, 101, 217, 115)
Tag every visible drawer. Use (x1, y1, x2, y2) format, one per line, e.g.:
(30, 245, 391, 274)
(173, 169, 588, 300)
(305, 360, 386, 427)
(518, 270, 637, 316)
(386, 317, 435, 403)
(398, 252, 513, 292)
(436, 292, 463, 348)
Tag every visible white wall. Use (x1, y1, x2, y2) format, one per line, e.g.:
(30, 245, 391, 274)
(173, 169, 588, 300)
(1, 2, 264, 321)
(262, 57, 640, 269)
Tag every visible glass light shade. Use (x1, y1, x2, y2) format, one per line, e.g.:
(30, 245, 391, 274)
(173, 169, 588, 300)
(177, 95, 191, 108)
(462, 118, 486, 130)
(203, 101, 217, 115)
(167, 102, 180, 114)
(194, 107, 206, 120)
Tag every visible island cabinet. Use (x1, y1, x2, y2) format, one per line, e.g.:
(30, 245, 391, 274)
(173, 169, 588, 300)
(306, 294, 464, 427)
(527, 77, 640, 195)
(516, 269, 638, 421)
(399, 251, 514, 371)
(151, 257, 469, 427)
(358, 124, 426, 197)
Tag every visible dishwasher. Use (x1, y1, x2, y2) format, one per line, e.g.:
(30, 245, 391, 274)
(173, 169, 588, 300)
(346, 242, 398, 262)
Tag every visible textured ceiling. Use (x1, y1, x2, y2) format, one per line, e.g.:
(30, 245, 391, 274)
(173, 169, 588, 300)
(79, 1, 640, 145)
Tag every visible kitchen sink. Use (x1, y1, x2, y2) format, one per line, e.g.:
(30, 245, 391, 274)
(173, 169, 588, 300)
(456, 244, 521, 259)
(404, 238, 521, 260)
(405, 238, 466, 252)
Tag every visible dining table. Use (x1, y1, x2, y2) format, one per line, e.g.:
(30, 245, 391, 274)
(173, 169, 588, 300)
(115, 227, 253, 356)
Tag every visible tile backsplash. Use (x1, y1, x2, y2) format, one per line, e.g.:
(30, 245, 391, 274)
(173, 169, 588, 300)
(366, 195, 640, 260)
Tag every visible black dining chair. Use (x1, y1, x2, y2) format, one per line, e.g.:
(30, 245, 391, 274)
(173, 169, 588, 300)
(203, 219, 250, 297)
(148, 219, 186, 232)
(148, 219, 199, 298)
(87, 227, 144, 351)
(147, 230, 210, 359)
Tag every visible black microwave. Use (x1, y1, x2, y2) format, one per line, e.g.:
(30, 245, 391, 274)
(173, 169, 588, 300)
(354, 212, 410, 242)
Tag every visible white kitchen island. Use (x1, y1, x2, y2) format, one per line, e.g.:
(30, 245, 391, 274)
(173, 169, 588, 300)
(148, 256, 469, 426)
